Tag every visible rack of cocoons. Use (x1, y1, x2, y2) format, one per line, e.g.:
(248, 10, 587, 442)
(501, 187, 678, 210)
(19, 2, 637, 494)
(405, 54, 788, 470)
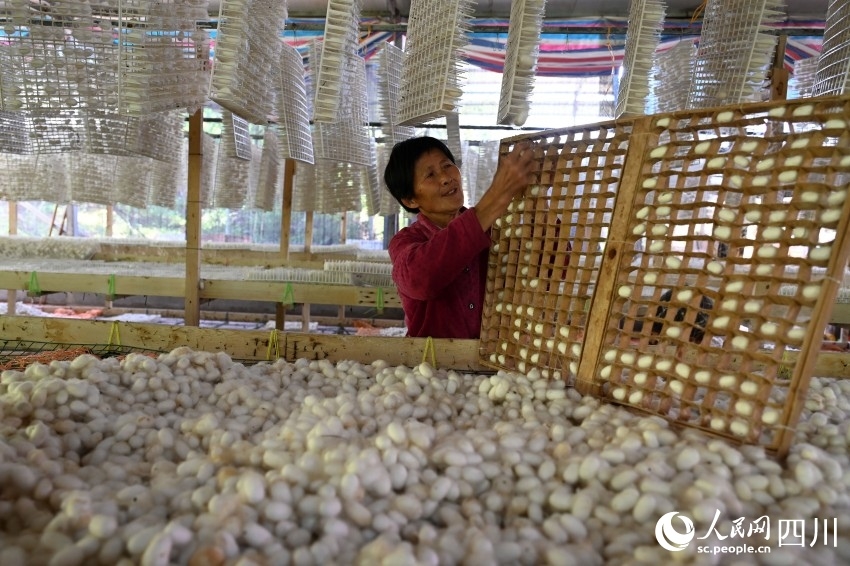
(480, 94, 850, 457)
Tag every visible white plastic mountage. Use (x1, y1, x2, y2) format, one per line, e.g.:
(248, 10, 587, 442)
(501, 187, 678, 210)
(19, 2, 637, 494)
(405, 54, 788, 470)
(813, 0, 850, 96)
(615, 0, 666, 118)
(277, 43, 315, 165)
(498, 0, 546, 126)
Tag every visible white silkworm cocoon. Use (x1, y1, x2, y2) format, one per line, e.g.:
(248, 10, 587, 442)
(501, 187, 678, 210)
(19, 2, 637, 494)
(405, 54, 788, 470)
(657, 206, 671, 217)
(734, 399, 753, 416)
(571, 344, 581, 357)
(718, 208, 736, 223)
(761, 407, 781, 424)
(665, 256, 681, 269)
(694, 141, 711, 154)
(718, 375, 737, 389)
(769, 210, 787, 223)
(674, 363, 690, 380)
(628, 390, 644, 405)
(824, 118, 846, 129)
(649, 146, 668, 158)
(743, 300, 762, 313)
(705, 261, 724, 275)
(656, 117, 671, 127)
(730, 419, 749, 437)
(618, 285, 632, 298)
(636, 206, 650, 219)
(744, 210, 762, 223)
(809, 246, 832, 262)
(731, 336, 749, 350)
(633, 372, 648, 386)
(792, 104, 813, 117)
(643, 272, 657, 284)
(729, 174, 743, 188)
(760, 322, 779, 336)
(827, 189, 846, 206)
(237, 471, 266, 504)
(734, 155, 750, 168)
(652, 224, 669, 237)
(633, 223, 646, 235)
(740, 380, 759, 396)
(778, 170, 797, 183)
(787, 326, 805, 341)
(711, 316, 730, 330)
(655, 359, 672, 372)
(612, 387, 627, 401)
(821, 208, 842, 224)
(706, 157, 726, 169)
(649, 241, 665, 253)
(762, 226, 782, 240)
(716, 111, 734, 122)
(637, 355, 653, 369)
(756, 246, 777, 259)
(604, 349, 617, 363)
(710, 417, 726, 431)
(694, 370, 711, 384)
(669, 380, 684, 395)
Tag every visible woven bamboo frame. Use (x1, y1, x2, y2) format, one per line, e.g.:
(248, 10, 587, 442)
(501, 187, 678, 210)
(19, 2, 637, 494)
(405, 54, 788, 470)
(480, 95, 850, 456)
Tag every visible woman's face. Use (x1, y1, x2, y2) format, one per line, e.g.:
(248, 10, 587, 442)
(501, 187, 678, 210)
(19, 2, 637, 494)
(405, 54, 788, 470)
(402, 148, 464, 224)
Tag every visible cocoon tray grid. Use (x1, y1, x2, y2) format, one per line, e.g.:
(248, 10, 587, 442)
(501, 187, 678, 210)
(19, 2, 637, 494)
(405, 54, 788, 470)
(479, 95, 850, 456)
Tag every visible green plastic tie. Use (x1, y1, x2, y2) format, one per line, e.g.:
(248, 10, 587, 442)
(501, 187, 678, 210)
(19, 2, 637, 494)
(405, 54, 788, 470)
(281, 282, 295, 308)
(28, 271, 41, 295)
(376, 287, 385, 315)
(107, 274, 116, 300)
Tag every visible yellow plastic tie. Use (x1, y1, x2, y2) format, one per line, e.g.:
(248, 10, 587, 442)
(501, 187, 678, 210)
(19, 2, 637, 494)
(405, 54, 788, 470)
(107, 321, 122, 347)
(690, 0, 708, 24)
(376, 287, 385, 315)
(281, 282, 295, 308)
(267, 329, 280, 361)
(422, 336, 436, 367)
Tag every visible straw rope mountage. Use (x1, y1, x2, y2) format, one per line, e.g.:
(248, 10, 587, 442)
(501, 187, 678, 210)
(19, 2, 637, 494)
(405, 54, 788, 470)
(790, 56, 820, 99)
(648, 40, 697, 114)
(615, 0, 666, 118)
(686, 0, 784, 109)
(115, 3, 212, 116)
(313, 52, 372, 167)
(812, 0, 850, 97)
(0, 153, 70, 203)
(312, 0, 362, 123)
(313, 161, 370, 214)
(397, 0, 474, 126)
(498, 0, 546, 126)
(255, 128, 281, 212)
(481, 95, 850, 456)
(210, 111, 259, 209)
(375, 42, 415, 147)
(479, 124, 632, 381)
(277, 43, 314, 165)
(0, 111, 30, 154)
(374, 142, 401, 216)
(209, 0, 286, 125)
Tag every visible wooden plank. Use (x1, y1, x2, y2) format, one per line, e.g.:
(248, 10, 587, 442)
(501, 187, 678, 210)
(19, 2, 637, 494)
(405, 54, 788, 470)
(185, 109, 203, 327)
(199, 279, 400, 307)
(0, 316, 848, 376)
(284, 333, 486, 371)
(0, 272, 185, 297)
(576, 117, 654, 395)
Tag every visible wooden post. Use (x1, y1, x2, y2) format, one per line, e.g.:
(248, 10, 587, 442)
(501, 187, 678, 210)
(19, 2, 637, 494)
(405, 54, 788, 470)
(106, 205, 114, 237)
(276, 159, 296, 331)
(7, 201, 17, 315)
(340, 212, 347, 244)
(770, 36, 789, 102)
(302, 303, 312, 333)
(304, 210, 314, 255)
(184, 110, 203, 327)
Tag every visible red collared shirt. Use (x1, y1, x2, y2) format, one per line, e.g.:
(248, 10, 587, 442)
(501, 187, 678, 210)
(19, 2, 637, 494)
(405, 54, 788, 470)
(389, 208, 491, 339)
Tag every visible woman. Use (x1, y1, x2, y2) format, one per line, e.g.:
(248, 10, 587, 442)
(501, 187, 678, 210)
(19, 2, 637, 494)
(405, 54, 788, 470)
(384, 136, 536, 339)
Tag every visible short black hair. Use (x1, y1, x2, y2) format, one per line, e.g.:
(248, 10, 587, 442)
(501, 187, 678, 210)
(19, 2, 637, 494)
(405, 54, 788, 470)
(384, 136, 456, 214)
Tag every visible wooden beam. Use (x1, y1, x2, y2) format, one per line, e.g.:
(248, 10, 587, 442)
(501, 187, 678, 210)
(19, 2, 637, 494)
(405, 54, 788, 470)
(340, 213, 348, 244)
(106, 205, 114, 237)
(185, 110, 203, 327)
(304, 211, 314, 255)
(1, 316, 849, 377)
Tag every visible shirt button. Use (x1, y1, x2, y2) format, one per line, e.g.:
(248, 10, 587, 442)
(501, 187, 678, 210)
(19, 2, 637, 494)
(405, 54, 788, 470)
(468, 303, 475, 309)
(464, 266, 470, 272)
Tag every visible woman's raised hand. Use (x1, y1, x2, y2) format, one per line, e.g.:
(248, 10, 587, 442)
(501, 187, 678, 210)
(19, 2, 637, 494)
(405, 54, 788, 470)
(474, 141, 538, 231)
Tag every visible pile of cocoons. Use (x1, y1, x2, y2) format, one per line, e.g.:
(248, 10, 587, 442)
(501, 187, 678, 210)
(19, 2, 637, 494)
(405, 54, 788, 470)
(0, 348, 849, 565)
